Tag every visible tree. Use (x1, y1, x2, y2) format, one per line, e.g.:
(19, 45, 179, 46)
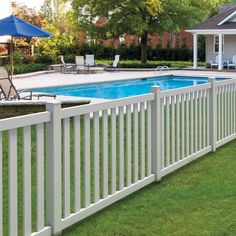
(14, 3, 44, 57)
(72, 0, 226, 63)
(38, 0, 77, 59)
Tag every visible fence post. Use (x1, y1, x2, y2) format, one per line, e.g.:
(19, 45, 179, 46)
(46, 101, 62, 235)
(208, 77, 217, 152)
(151, 86, 162, 181)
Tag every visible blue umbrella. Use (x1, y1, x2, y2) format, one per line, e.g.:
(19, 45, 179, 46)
(0, 15, 53, 79)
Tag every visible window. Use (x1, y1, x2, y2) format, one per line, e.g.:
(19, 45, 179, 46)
(214, 35, 224, 53)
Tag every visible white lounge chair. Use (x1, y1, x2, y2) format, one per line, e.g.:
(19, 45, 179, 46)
(60, 55, 76, 73)
(226, 55, 236, 69)
(210, 55, 219, 69)
(75, 56, 88, 73)
(105, 55, 120, 71)
(85, 54, 95, 67)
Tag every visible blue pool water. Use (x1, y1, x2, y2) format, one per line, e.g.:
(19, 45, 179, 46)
(36, 76, 225, 99)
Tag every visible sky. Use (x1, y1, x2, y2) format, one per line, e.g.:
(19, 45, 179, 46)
(14, 0, 44, 9)
(0, 0, 44, 20)
(0, 0, 44, 42)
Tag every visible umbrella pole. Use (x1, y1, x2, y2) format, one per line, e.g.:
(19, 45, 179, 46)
(10, 36, 13, 80)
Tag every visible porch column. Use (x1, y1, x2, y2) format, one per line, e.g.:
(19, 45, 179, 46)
(218, 34, 223, 70)
(193, 33, 198, 69)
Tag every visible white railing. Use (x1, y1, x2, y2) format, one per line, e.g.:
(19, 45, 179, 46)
(0, 77, 236, 236)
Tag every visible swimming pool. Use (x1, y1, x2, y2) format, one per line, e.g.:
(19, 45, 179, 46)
(36, 76, 225, 99)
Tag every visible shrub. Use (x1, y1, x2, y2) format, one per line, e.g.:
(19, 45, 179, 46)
(12, 51, 22, 64)
(12, 63, 46, 74)
(33, 54, 54, 64)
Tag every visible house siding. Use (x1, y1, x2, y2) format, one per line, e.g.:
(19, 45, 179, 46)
(206, 35, 236, 62)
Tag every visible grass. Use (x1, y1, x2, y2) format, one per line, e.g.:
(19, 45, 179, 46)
(96, 60, 206, 68)
(62, 139, 236, 236)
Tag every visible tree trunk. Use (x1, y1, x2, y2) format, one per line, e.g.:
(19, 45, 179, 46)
(141, 32, 148, 64)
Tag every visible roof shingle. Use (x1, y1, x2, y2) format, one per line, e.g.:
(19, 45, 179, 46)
(191, 6, 236, 30)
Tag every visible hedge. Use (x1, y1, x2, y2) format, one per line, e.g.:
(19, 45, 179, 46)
(4, 63, 47, 75)
(56, 43, 204, 62)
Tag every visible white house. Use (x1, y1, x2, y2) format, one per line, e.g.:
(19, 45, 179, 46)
(186, 5, 236, 70)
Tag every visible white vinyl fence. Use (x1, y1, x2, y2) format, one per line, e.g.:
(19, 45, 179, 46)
(0, 77, 235, 236)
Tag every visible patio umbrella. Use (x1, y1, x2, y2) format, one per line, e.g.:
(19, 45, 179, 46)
(0, 15, 53, 79)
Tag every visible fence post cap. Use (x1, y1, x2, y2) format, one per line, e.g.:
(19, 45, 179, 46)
(151, 85, 161, 93)
(208, 77, 216, 83)
(46, 100, 61, 111)
(46, 100, 62, 105)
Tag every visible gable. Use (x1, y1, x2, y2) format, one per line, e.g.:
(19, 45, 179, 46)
(217, 10, 236, 25)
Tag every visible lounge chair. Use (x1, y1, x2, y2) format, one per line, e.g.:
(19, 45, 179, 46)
(0, 67, 56, 100)
(75, 56, 89, 74)
(225, 55, 236, 69)
(105, 55, 120, 71)
(85, 54, 96, 67)
(60, 55, 76, 73)
(210, 55, 219, 69)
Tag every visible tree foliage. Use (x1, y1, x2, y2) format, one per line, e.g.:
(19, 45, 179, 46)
(72, 0, 226, 63)
(38, 0, 77, 59)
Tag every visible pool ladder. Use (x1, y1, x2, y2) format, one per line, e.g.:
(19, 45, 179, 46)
(155, 66, 169, 73)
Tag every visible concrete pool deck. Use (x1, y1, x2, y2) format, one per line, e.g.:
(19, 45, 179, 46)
(13, 70, 236, 103)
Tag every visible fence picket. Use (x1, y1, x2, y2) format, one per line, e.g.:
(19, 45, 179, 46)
(36, 124, 44, 231)
(63, 118, 70, 218)
(111, 108, 116, 194)
(233, 84, 235, 134)
(171, 96, 175, 163)
(221, 86, 224, 140)
(126, 105, 132, 186)
(203, 90, 206, 147)
(199, 90, 202, 150)
(230, 85, 233, 135)
(147, 102, 152, 175)
(207, 90, 210, 146)
(119, 107, 124, 190)
(134, 104, 139, 182)
(74, 116, 81, 212)
(181, 94, 185, 159)
(224, 86, 227, 138)
(8, 129, 18, 236)
(186, 93, 189, 157)
(23, 126, 32, 236)
(161, 99, 165, 168)
(140, 102, 145, 178)
(102, 110, 108, 198)
(84, 114, 90, 207)
(190, 92, 194, 154)
(166, 97, 170, 166)
(93, 112, 100, 203)
(195, 91, 198, 152)
(217, 87, 220, 141)
(176, 95, 180, 162)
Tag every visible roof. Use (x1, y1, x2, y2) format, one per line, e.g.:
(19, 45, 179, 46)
(189, 5, 236, 31)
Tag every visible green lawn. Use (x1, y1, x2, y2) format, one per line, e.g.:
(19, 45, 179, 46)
(63, 139, 236, 236)
(96, 60, 206, 68)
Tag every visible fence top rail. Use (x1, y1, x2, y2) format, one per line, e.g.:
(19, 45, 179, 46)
(160, 83, 211, 98)
(0, 111, 50, 132)
(61, 93, 154, 119)
(215, 78, 236, 87)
